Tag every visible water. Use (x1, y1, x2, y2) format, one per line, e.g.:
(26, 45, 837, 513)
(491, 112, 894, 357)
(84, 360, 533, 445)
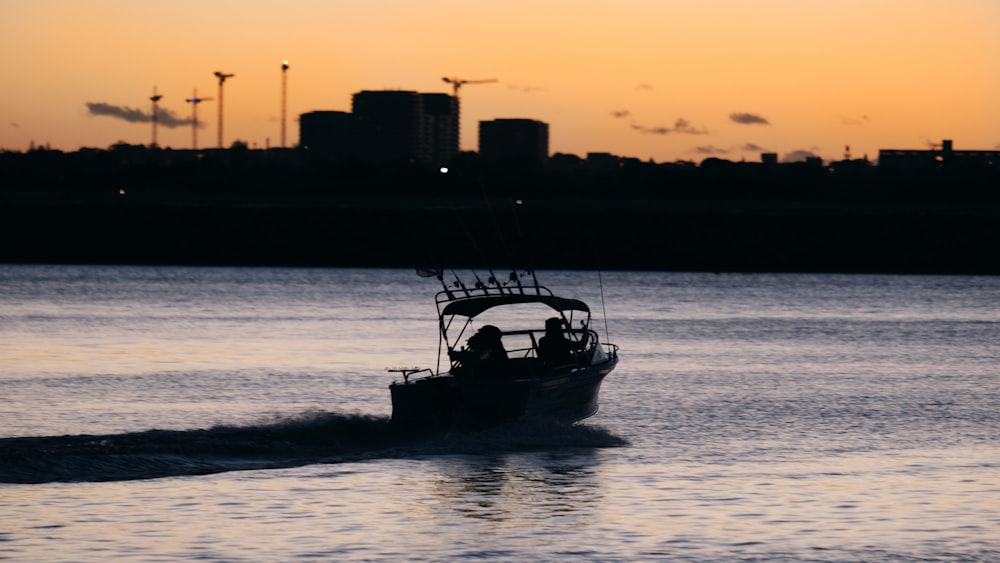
(1, 265, 998, 562)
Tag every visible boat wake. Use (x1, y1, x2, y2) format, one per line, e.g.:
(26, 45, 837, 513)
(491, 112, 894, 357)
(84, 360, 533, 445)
(0, 411, 627, 484)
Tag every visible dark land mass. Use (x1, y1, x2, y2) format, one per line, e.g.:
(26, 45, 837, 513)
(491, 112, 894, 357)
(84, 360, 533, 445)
(2, 146, 998, 274)
(3, 194, 999, 274)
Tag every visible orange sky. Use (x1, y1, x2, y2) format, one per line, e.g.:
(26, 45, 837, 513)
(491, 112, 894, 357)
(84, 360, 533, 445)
(2, 0, 999, 162)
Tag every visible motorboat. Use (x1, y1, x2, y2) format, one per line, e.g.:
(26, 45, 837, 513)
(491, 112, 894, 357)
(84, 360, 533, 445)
(388, 269, 619, 429)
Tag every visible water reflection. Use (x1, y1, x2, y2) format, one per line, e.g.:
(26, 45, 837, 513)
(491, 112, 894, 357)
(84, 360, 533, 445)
(431, 451, 604, 525)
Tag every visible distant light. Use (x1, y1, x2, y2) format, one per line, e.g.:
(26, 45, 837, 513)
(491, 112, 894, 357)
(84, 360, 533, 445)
(119, 188, 126, 196)
(439, 167, 449, 174)
(515, 199, 524, 205)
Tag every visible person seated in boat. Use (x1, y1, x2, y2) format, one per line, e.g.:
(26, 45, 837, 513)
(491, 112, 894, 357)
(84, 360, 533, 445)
(538, 317, 575, 368)
(460, 324, 509, 377)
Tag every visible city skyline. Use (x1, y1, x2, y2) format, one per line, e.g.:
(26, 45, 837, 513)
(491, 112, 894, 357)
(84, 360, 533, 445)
(2, 0, 999, 163)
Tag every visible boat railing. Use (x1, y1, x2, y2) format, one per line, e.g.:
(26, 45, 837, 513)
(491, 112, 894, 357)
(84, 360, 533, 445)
(496, 328, 610, 365)
(443, 323, 616, 370)
(434, 283, 555, 309)
(601, 342, 620, 360)
(387, 367, 434, 384)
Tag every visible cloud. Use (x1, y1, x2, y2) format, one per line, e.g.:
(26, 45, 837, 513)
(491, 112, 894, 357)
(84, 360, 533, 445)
(631, 118, 708, 136)
(508, 84, 545, 94)
(86, 102, 196, 128)
(610, 109, 630, 119)
(635, 84, 654, 91)
(693, 145, 729, 155)
(673, 118, 708, 135)
(729, 112, 770, 125)
(87, 102, 149, 123)
(839, 114, 871, 126)
(154, 108, 199, 128)
(631, 123, 669, 135)
(782, 150, 819, 163)
(740, 143, 768, 152)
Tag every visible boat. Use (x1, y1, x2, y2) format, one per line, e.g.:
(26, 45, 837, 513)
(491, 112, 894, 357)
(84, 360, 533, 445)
(388, 269, 619, 429)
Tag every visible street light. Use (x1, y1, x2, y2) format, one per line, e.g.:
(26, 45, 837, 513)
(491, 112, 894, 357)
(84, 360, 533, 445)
(214, 71, 234, 148)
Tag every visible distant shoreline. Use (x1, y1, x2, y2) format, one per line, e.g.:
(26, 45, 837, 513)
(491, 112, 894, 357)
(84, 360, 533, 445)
(3, 196, 998, 275)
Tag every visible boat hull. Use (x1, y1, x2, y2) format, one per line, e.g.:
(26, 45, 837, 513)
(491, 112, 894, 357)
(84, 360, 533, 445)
(390, 358, 616, 429)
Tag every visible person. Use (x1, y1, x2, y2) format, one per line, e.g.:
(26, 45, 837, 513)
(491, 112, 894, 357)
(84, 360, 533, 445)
(462, 324, 508, 376)
(538, 317, 574, 367)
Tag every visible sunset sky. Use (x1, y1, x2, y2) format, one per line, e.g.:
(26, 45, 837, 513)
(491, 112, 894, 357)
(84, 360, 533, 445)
(3, 0, 999, 163)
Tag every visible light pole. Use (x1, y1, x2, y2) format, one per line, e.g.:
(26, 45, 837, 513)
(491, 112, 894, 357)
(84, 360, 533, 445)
(185, 88, 212, 150)
(150, 86, 162, 148)
(281, 61, 289, 148)
(214, 71, 234, 148)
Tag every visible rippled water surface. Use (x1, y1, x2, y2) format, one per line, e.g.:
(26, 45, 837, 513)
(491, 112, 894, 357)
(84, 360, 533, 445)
(1, 265, 998, 561)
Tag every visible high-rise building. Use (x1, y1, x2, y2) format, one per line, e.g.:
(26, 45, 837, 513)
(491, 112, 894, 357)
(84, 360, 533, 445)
(348, 90, 459, 166)
(420, 93, 460, 166)
(478, 119, 549, 164)
(299, 111, 353, 155)
(350, 90, 422, 165)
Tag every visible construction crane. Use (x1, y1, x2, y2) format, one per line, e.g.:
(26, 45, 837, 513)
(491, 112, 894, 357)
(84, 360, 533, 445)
(149, 86, 163, 148)
(185, 88, 213, 150)
(442, 77, 497, 98)
(214, 71, 235, 148)
(441, 77, 496, 153)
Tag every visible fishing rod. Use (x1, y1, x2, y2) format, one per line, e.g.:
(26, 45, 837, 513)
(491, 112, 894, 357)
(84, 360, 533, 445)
(449, 269, 471, 297)
(478, 179, 516, 272)
(448, 207, 504, 295)
(416, 267, 452, 299)
(598, 269, 611, 345)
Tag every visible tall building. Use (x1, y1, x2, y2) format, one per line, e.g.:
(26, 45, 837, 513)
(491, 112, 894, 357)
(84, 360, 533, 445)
(299, 111, 353, 155)
(351, 90, 423, 164)
(347, 90, 459, 166)
(298, 91, 459, 166)
(420, 93, 460, 166)
(478, 119, 549, 164)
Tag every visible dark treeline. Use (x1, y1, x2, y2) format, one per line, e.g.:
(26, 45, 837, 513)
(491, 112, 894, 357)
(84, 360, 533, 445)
(1, 145, 998, 274)
(3, 143, 999, 202)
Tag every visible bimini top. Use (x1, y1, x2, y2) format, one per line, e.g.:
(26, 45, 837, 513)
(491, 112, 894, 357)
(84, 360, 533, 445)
(440, 293, 590, 318)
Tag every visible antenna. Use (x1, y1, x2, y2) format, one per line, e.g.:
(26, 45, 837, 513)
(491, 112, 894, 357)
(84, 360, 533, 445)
(185, 88, 213, 149)
(214, 71, 235, 148)
(149, 86, 163, 148)
(281, 61, 289, 148)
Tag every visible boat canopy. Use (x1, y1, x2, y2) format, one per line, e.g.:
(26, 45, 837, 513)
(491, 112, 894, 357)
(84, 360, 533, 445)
(441, 294, 590, 318)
